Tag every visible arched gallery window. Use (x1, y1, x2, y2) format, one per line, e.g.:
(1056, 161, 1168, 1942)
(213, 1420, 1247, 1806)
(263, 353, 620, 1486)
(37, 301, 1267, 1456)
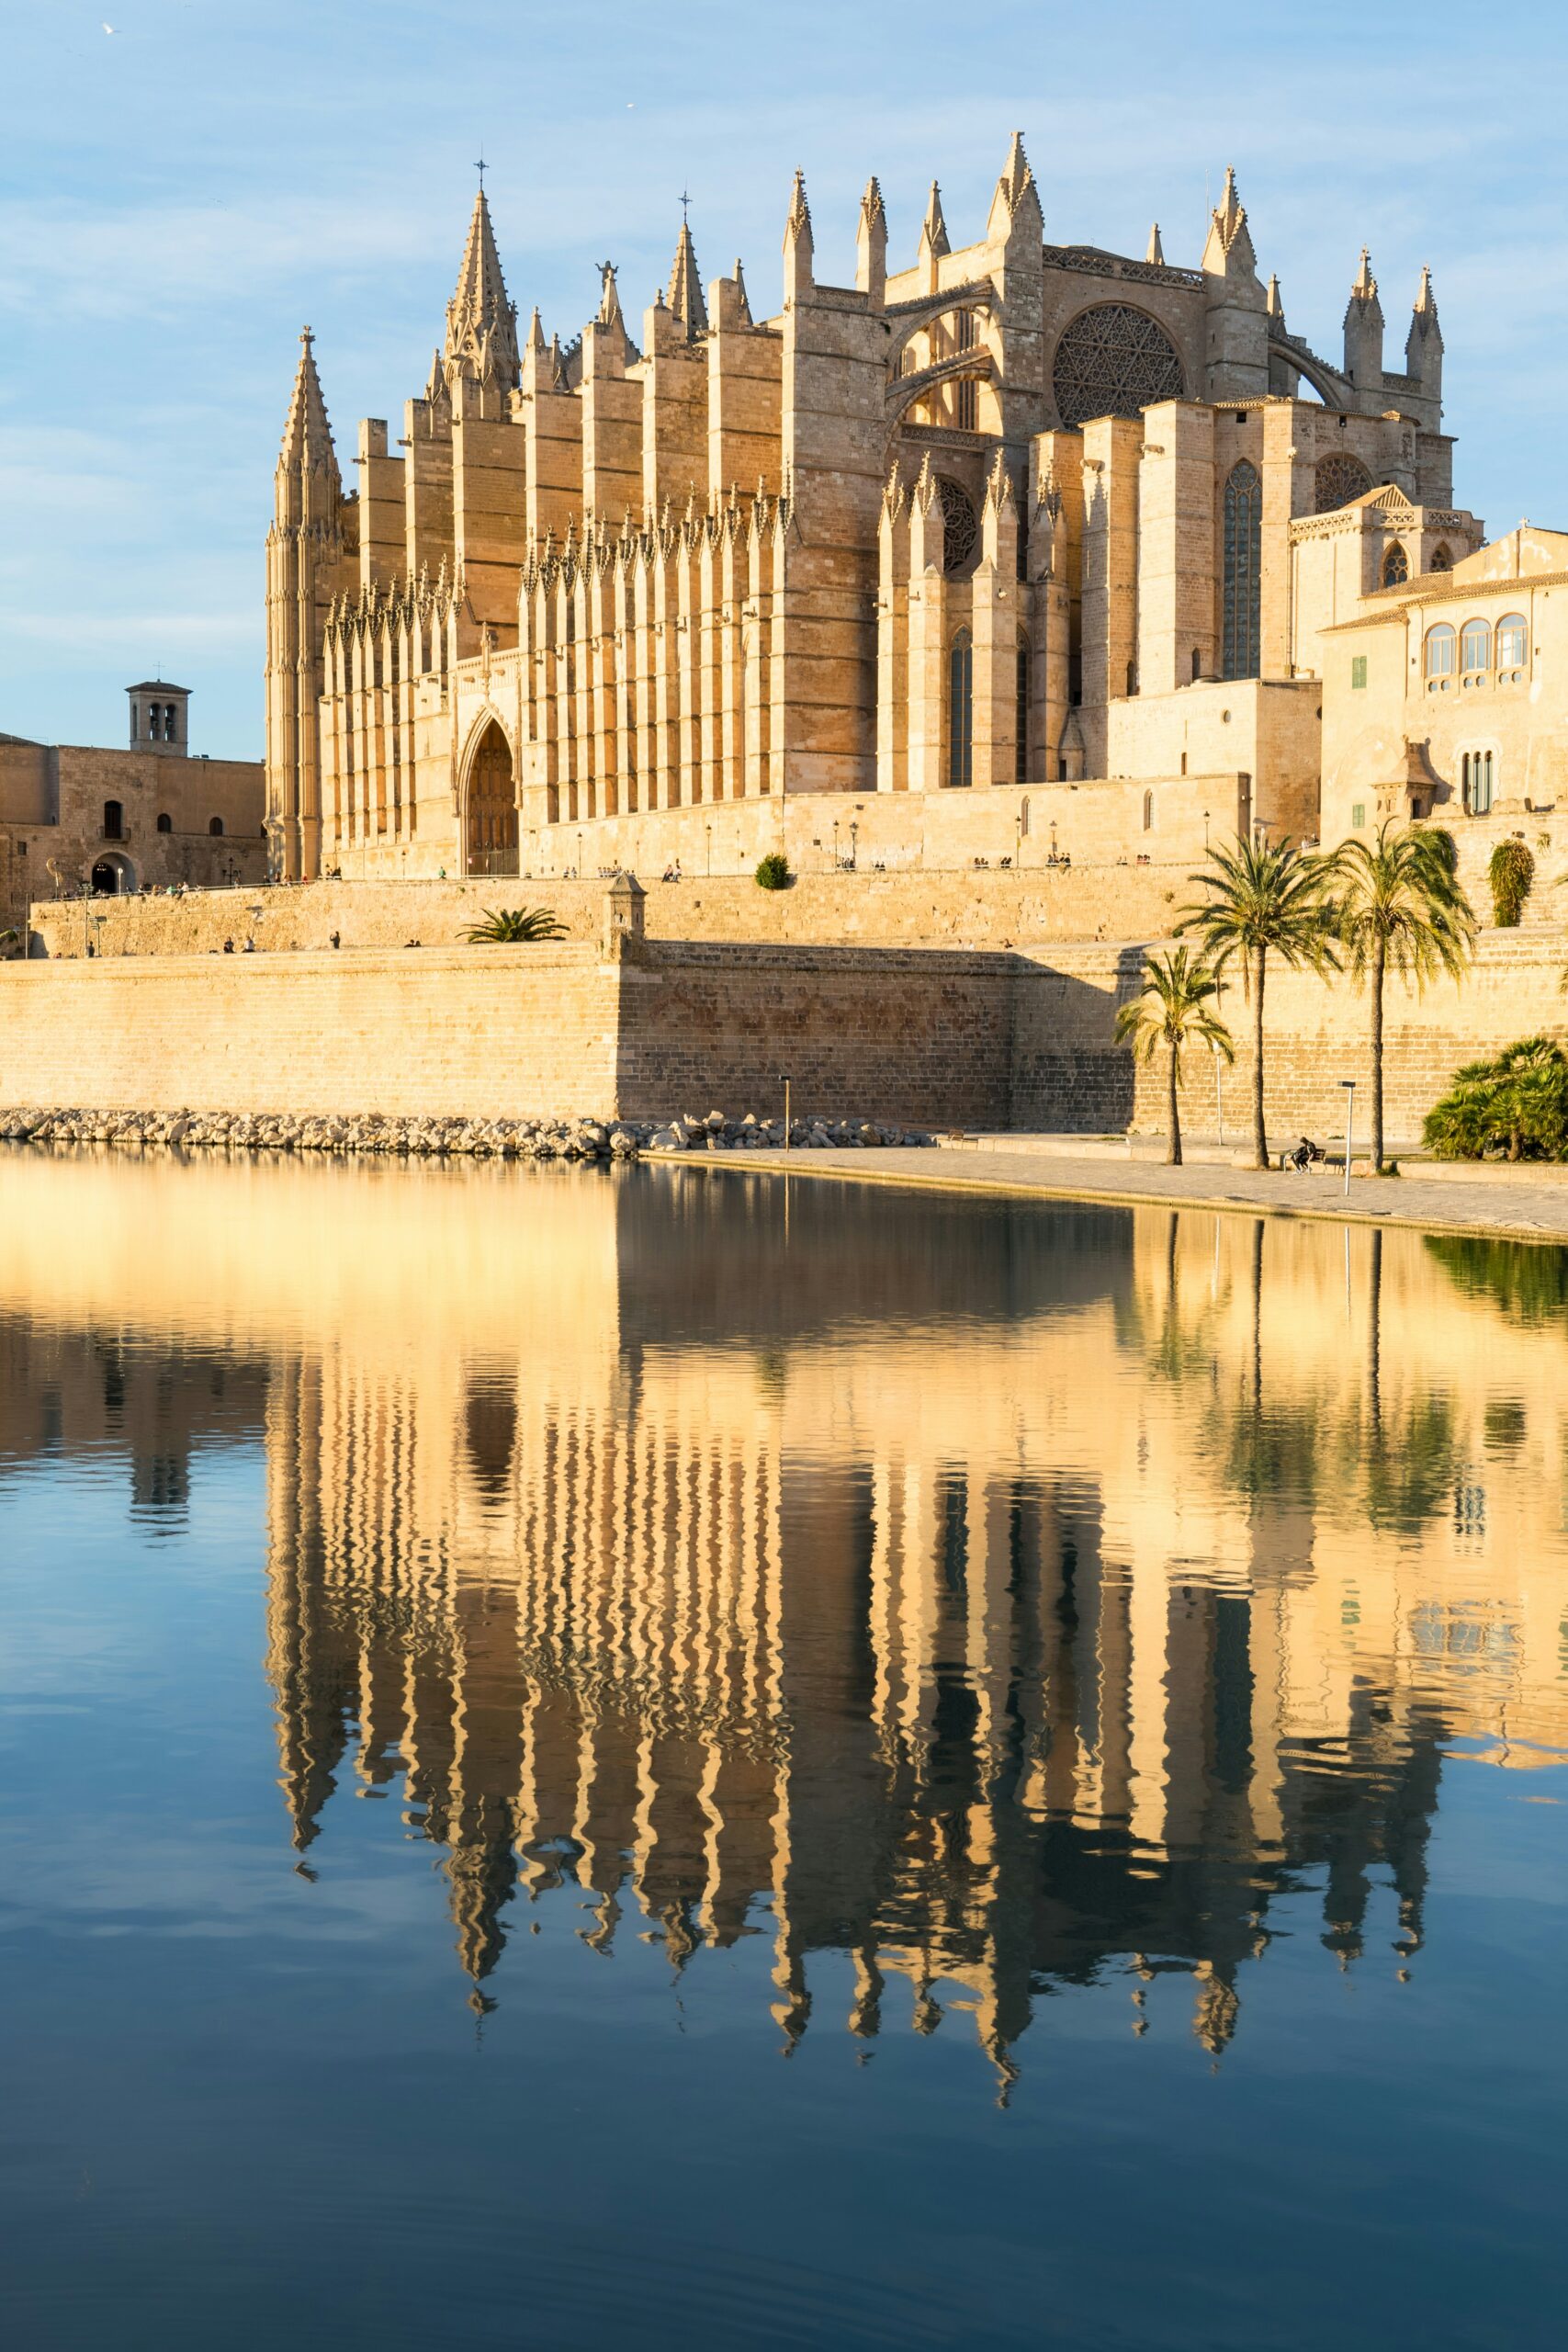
(1461, 618, 1491, 677)
(1381, 544, 1409, 588)
(948, 629, 974, 789)
(1223, 459, 1261, 681)
(1424, 623, 1456, 684)
(1496, 613, 1528, 672)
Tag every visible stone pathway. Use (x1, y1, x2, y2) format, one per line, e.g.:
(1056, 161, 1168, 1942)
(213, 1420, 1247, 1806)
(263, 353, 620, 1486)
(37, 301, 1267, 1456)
(664, 1145, 1568, 1244)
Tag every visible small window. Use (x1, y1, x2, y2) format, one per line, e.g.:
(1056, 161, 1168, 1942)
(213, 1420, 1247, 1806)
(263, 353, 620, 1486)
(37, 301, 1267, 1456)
(146, 706, 159, 741)
(1142, 789, 1154, 832)
(1351, 654, 1368, 690)
(1381, 544, 1409, 588)
(164, 705, 177, 741)
(156, 811, 173, 833)
(1190, 648, 1201, 683)
(1424, 623, 1457, 684)
(103, 798, 123, 839)
(1461, 617, 1491, 675)
(1496, 612, 1528, 671)
(1429, 543, 1452, 572)
(209, 816, 224, 837)
(1126, 659, 1137, 696)
(1351, 802, 1367, 829)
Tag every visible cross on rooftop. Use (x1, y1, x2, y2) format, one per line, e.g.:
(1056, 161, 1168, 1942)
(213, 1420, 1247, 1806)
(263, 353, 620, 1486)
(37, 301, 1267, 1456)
(475, 153, 487, 188)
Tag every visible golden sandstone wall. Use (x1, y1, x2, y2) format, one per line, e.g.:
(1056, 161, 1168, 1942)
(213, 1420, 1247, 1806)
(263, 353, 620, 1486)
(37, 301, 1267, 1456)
(4, 927, 1565, 1139)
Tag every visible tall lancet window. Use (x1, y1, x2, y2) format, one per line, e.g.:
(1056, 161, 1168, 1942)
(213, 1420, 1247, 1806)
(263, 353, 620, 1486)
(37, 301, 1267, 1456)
(948, 629, 974, 788)
(1223, 459, 1262, 681)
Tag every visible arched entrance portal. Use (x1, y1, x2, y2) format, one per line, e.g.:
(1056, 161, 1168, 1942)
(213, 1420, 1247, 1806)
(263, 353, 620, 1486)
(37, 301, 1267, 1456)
(91, 853, 136, 896)
(465, 722, 518, 877)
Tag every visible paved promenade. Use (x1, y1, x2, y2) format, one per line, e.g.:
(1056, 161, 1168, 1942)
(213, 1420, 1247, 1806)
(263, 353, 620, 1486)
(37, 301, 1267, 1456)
(671, 1145, 1568, 1244)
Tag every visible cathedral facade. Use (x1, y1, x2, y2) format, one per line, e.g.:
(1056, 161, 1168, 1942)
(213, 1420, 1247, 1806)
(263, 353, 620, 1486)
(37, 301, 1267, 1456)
(265, 140, 1483, 884)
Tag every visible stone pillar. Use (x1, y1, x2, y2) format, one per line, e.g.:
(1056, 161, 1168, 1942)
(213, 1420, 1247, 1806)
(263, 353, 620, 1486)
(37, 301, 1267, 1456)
(1078, 414, 1142, 775)
(1137, 400, 1217, 696)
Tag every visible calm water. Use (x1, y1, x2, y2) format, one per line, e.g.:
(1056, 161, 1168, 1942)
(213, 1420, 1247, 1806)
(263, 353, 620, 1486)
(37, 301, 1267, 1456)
(1, 1150, 1564, 2351)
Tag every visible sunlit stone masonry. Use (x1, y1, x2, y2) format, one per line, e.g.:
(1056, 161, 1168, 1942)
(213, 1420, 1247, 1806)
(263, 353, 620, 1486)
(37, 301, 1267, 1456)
(268, 138, 1566, 891)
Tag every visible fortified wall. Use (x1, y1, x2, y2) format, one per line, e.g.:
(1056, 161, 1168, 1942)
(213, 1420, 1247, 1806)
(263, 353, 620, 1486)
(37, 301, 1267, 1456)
(3, 916, 1563, 1144)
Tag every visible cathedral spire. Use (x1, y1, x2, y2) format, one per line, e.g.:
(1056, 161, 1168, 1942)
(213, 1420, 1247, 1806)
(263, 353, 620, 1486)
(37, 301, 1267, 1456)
(277, 328, 339, 484)
(1201, 164, 1257, 278)
(444, 185, 520, 390)
(987, 132, 1042, 242)
(665, 218, 708, 341)
(598, 258, 626, 331)
(1146, 222, 1165, 266)
(1348, 246, 1382, 313)
(857, 176, 887, 304)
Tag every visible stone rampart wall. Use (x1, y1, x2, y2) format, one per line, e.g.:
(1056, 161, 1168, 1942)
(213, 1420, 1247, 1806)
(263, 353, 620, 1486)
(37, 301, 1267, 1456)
(28, 862, 1189, 960)
(4, 929, 1563, 1148)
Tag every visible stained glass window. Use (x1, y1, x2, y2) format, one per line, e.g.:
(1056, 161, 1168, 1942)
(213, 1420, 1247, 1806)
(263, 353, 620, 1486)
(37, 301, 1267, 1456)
(1015, 639, 1030, 784)
(1051, 304, 1184, 429)
(1223, 460, 1261, 681)
(1382, 544, 1409, 587)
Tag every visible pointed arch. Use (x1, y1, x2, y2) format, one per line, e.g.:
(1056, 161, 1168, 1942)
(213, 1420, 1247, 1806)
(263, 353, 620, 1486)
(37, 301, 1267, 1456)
(460, 711, 518, 876)
(1223, 459, 1261, 680)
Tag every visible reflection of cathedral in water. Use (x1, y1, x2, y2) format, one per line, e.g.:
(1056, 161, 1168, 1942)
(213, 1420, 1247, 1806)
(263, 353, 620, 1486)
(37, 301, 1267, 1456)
(257, 1176, 1528, 2084)
(5, 1150, 1561, 2085)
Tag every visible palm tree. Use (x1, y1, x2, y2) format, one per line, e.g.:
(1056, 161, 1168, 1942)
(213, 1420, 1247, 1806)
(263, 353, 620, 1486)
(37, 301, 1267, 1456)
(1178, 834, 1339, 1170)
(1329, 821, 1475, 1174)
(1113, 946, 1234, 1166)
(459, 905, 568, 944)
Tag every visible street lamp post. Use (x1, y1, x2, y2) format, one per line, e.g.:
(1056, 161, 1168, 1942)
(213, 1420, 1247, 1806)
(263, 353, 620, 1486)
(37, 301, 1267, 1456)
(1340, 1080, 1357, 1198)
(832, 820, 840, 871)
(1212, 1038, 1224, 1150)
(850, 820, 859, 870)
(706, 823, 712, 877)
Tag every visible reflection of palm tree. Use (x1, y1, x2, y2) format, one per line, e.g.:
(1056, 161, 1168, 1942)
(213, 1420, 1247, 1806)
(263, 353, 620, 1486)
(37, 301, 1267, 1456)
(1426, 1233, 1568, 1326)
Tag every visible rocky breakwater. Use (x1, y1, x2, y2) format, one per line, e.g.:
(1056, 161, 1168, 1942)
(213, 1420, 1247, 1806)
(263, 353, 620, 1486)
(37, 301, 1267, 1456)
(0, 1106, 936, 1159)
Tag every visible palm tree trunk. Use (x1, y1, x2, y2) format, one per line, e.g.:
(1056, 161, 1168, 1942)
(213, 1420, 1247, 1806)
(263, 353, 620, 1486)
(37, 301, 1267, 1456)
(1250, 945, 1268, 1170)
(1371, 933, 1386, 1175)
(1168, 1045, 1182, 1166)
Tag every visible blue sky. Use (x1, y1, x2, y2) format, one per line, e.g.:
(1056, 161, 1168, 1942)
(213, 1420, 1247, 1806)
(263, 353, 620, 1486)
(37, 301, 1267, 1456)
(2, 0, 1563, 757)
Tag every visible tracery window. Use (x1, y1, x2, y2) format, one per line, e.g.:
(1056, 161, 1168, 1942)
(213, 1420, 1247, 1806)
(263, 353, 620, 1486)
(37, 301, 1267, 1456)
(1460, 618, 1491, 679)
(1424, 622, 1456, 685)
(1429, 543, 1452, 572)
(1015, 638, 1031, 784)
(1381, 544, 1409, 587)
(1314, 454, 1373, 513)
(939, 480, 978, 576)
(1051, 303, 1183, 429)
(948, 628, 974, 789)
(1222, 459, 1261, 681)
(1496, 612, 1528, 672)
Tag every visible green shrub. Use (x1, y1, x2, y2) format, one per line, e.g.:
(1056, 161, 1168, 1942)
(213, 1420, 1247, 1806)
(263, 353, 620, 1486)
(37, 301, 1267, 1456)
(1488, 838, 1535, 926)
(1422, 1035, 1568, 1161)
(459, 905, 568, 943)
(755, 852, 792, 891)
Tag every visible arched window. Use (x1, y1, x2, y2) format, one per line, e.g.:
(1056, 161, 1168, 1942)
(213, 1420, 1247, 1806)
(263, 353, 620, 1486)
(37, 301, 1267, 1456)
(163, 704, 177, 741)
(1461, 751, 1495, 816)
(1424, 623, 1457, 685)
(1381, 544, 1409, 588)
(209, 816, 224, 836)
(1142, 789, 1154, 832)
(146, 706, 159, 741)
(948, 629, 974, 789)
(1461, 617, 1491, 678)
(1496, 612, 1528, 672)
(1223, 459, 1261, 681)
(1015, 638, 1031, 785)
(155, 811, 172, 833)
(1429, 543, 1452, 572)
(102, 799, 123, 840)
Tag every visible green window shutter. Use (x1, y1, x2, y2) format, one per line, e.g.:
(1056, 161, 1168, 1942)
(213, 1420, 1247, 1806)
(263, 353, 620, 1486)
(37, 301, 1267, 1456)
(1350, 654, 1368, 689)
(1351, 801, 1367, 828)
